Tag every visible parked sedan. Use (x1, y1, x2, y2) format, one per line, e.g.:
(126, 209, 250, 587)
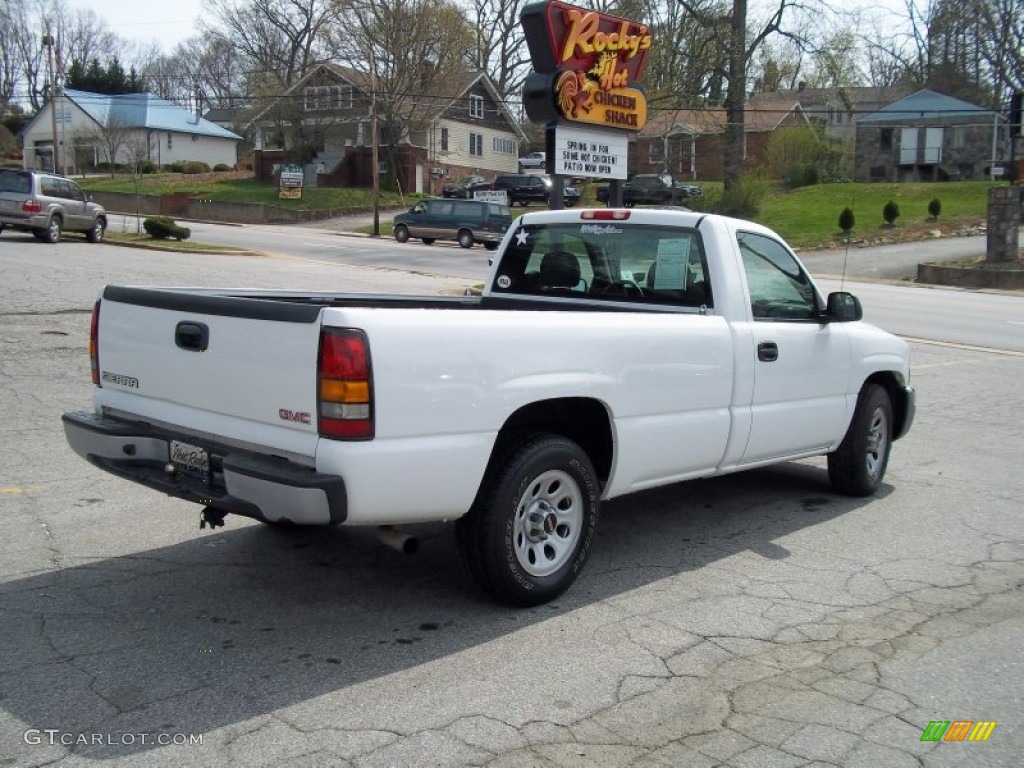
(441, 175, 486, 199)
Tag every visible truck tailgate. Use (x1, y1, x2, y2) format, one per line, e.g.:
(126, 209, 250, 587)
(94, 287, 323, 459)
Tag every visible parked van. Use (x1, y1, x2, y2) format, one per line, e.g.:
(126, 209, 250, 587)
(392, 198, 512, 250)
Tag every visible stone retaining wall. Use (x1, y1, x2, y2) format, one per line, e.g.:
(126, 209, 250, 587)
(918, 261, 1024, 290)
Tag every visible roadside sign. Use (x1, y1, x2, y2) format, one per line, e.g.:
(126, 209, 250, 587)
(553, 125, 628, 179)
(279, 164, 304, 199)
(474, 190, 509, 206)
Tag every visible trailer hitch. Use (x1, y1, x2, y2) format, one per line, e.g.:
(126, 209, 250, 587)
(200, 506, 228, 530)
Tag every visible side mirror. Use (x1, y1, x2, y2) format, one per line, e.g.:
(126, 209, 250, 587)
(826, 291, 863, 322)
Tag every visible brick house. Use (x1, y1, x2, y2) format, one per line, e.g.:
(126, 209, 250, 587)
(750, 84, 911, 143)
(633, 100, 809, 181)
(252, 64, 526, 194)
(853, 89, 1003, 182)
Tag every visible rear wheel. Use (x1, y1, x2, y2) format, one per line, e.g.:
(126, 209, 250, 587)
(457, 229, 474, 249)
(86, 218, 105, 243)
(456, 432, 600, 606)
(828, 384, 892, 496)
(394, 224, 410, 243)
(43, 216, 62, 243)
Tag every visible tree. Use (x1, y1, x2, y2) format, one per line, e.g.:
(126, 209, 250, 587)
(468, 0, 532, 101)
(65, 56, 144, 94)
(79, 114, 134, 175)
(675, 0, 820, 191)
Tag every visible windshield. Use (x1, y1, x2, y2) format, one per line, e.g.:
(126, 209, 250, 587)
(490, 222, 712, 308)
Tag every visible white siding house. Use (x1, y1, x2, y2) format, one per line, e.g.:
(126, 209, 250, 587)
(22, 89, 241, 173)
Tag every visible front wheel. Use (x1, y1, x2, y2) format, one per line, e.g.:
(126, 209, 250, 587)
(828, 384, 892, 496)
(457, 229, 474, 249)
(394, 224, 410, 243)
(86, 218, 105, 243)
(456, 432, 600, 606)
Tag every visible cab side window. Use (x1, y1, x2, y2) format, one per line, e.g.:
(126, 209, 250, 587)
(737, 232, 819, 320)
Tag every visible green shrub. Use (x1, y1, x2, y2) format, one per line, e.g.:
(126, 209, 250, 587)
(838, 207, 855, 234)
(784, 163, 819, 189)
(928, 197, 941, 219)
(169, 161, 186, 173)
(213, 163, 232, 172)
(182, 161, 211, 174)
(716, 177, 768, 219)
(137, 160, 157, 174)
(883, 200, 900, 226)
(143, 216, 192, 241)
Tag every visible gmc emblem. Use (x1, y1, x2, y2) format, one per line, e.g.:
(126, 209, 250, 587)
(278, 408, 311, 424)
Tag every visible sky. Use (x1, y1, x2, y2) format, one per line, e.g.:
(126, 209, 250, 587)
(73, 0, 209, 52)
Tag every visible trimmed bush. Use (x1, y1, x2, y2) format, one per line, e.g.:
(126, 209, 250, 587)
(143, 216, 192, 241)
(883, 200, 900, 226)
(838, 207, 855, 234)
(182, 161, 211, 174)
(716, 177, 768, 219)
(213, 163, 232, 172)
(928, 197, 941, 219)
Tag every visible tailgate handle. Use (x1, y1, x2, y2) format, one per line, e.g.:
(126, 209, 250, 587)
(175, 321, 209, 352)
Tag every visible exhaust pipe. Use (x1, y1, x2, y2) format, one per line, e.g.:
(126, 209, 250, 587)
(376, 525, 418, 554)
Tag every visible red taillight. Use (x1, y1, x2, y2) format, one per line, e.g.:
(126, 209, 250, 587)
(22, 200, 42, 213)
(581, 209, 631, 220)
(318, 329, 373, 439)
(90, 300, 101, 386)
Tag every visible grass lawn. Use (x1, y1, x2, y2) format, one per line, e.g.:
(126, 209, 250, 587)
(84, 173, 1002, 249)
(105, 231, 256, 254)
(80, 174, 414, 210)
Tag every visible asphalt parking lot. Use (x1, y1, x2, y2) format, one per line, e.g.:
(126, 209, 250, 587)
(1, 237, 1022, 767)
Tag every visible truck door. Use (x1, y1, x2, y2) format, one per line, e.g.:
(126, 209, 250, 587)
(735, 231, 852, 463)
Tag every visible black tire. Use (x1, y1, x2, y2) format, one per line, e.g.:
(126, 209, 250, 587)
(828, 384, 892, 496)
(394, 224, 410, 243)
(484, 242, 499, 251)
(42, 216, 61, 244)
(421, 238, 435, 245)
(457, 229, 474, 249)
(86, 218, 105, 243)
(0, 224, 5, 235)
(456, 432, 600, 606)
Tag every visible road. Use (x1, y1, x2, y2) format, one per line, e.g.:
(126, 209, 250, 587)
(0, 236, 1022, 767)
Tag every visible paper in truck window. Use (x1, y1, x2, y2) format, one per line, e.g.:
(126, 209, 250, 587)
(652, 238, 692, 290)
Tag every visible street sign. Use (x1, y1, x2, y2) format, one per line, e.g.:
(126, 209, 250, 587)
(552, 125, 628, 179)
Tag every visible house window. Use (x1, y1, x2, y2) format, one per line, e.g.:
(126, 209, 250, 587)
(304, 85, 349, 111)
(880, 128, 893, 151)
(441, 127, 449, 151)
(492, 136, 514, 154)
(469, 95, 484, 119)
(470, 132, 483, 156)
(952, 126, 967, 149)
(649, 139, 665, 163)
(167, 134, 172, 149)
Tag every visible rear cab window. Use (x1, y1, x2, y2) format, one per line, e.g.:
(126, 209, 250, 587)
(490, 221, 713, 309)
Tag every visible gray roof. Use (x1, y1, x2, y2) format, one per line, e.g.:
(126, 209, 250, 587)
(858, 89, 997, 123)
(63, 89, 242, 140)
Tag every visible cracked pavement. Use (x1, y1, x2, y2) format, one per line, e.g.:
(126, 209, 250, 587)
(0, 237, 1021, 767)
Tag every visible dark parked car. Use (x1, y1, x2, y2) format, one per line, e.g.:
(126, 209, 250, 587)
(595, 175, 702, 207)
(491, 173, 579, 207)
(441, 175, 486, 199)
(0, 169, 107, 243)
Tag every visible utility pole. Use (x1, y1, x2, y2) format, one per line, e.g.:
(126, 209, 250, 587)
(45, 21, 59, 174)
(369, 44, 380, 237)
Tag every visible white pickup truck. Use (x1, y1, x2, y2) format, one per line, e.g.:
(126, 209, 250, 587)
(63, 208, 914, 605)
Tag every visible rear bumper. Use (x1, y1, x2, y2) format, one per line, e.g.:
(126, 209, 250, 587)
(62, 410, 347, 525)
(0, 212, 47, 229)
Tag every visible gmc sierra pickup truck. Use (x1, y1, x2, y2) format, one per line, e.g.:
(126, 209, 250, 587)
(63, 208, 914, 605)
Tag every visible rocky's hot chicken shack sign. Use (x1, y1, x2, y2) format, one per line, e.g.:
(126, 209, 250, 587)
(521, 0, 650, 131)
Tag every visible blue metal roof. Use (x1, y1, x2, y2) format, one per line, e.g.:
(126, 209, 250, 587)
(63, 89, 242, 140)
(858, 89, 998, 123)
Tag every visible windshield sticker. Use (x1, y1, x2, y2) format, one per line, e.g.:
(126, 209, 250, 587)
(580, 224, 623, 235)
(496, 275, 512, 289)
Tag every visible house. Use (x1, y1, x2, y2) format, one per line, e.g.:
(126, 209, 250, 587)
(252, 64, 527, 194)
(633, 100, 809, 180)
(21, 89, 241, 173)
(854, 89, 1003, 182)
(750, 84, 911, 143)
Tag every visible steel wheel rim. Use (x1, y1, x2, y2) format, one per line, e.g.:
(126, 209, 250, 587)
(513, 469, 583, 577)
(865, 407, 888, 478)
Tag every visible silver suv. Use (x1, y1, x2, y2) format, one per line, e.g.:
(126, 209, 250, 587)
(0, 169, 107, 244)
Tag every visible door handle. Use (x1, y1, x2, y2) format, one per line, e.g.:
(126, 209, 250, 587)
(175, 321, 209, 352)
(757, 341, 778, 362)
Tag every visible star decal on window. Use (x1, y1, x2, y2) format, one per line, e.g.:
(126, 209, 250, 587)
(515, 229, 529, 246)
